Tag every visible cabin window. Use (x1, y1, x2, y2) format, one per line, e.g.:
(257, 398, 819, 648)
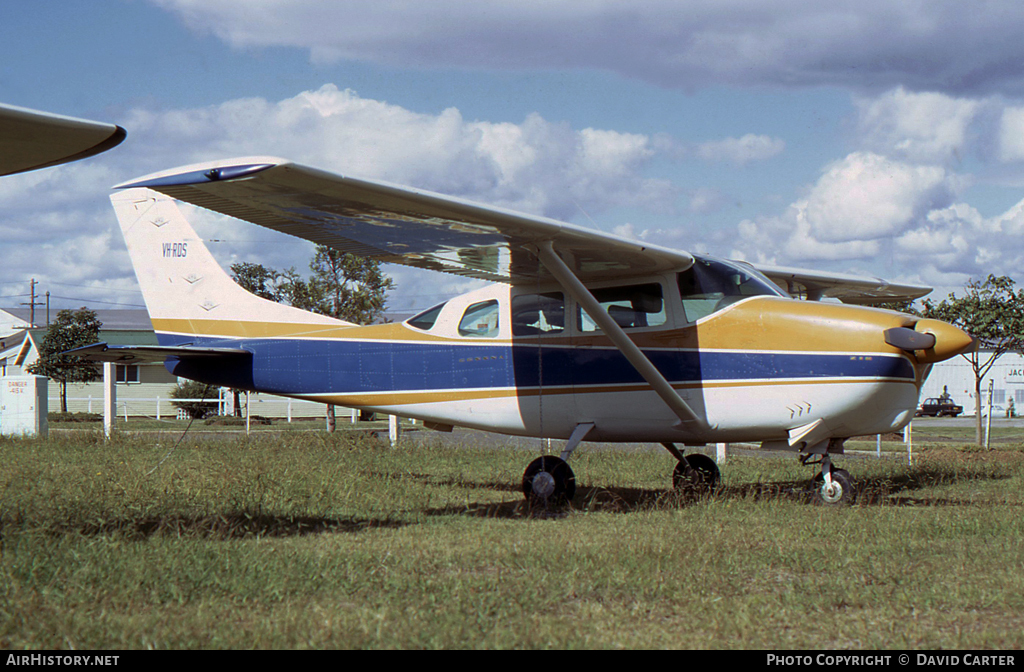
(116, 364, 140, 384)
(511, 292, 565, 336)
(458, 300, 501, 338)
(677, 257, 783, 323)
(407, 302, 447, 331)
(577, 283, 666, 332)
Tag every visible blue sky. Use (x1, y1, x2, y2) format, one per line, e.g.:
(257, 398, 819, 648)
(5, 1, 1024, 313)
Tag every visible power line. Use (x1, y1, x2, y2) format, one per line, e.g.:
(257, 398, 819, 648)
(0, 280, 143, 294)
(44, 281, 143, 295)
(47, 295, 147, 308)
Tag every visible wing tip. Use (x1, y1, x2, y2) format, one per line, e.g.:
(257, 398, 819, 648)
(114, 156, 286, 190)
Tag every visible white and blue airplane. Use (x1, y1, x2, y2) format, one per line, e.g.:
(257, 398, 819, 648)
(74, 157, 974, 505)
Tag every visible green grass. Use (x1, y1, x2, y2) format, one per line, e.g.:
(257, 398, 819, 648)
(1, 430, 1023, 649)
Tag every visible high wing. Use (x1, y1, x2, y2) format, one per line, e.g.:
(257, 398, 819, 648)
(67, 342, 251, 365)
(0, 103, 126, 176)
(752, 263, 931, 305)
(115, 156, 931, 303)
(115, 157, 694, 285)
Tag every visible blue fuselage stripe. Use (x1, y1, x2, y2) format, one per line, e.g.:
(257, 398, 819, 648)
(157, 334, 916, 395)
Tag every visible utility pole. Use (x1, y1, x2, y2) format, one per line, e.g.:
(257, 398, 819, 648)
(20, 278, 44, 327)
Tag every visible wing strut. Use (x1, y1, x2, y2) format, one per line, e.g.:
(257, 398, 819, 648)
(532, 241, 708, 431)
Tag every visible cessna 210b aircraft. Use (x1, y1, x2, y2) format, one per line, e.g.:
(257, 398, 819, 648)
(74, 156, 974, 506)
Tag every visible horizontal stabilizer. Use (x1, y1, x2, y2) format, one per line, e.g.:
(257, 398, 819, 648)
(66, 342, 251, 364)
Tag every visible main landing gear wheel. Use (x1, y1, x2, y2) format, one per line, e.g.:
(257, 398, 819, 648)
(813, 468, 854, 505)
(522, 456, 576, 504)
(673, 453, 721, 495)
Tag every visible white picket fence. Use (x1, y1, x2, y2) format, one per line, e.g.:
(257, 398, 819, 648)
(50, 395, 352, 422)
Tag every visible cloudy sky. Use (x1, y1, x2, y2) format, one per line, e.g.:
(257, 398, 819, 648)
(6, 1, 1024, 314)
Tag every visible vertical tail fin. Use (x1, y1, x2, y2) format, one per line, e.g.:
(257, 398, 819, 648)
(112, 188, 353, 339)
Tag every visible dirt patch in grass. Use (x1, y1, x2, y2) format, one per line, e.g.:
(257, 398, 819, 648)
(919, 445, 1024, 465)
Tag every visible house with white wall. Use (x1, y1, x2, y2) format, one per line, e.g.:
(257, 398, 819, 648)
(920, 350, 1024, 416)
(1, 308, 333, 420)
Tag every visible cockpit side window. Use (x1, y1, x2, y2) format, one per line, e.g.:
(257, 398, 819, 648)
(406, 302, 447, 331)
(577, 283, 666, 332)
(458, 300, 501, 338)
(678, 257, 782, 323)
(511, 292, 565, 336)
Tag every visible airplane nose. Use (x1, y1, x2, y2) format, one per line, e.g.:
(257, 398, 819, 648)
(908, 318, 975, 363)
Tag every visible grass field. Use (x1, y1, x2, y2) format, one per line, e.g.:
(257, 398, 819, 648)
(2, 427, 1023, 649)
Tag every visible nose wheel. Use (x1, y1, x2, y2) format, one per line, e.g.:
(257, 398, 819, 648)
(813, 468, 853, 505)
(807, 453, 855, 505)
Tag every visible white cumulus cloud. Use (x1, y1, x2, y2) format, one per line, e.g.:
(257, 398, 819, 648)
(856, 87, 982, 164)
(121, 85, 678, 222)
(802, 152, 959, 243)
(695, 134, 785, 165)
(997, 106, 1024, 162)
(2, 85, 686, 310)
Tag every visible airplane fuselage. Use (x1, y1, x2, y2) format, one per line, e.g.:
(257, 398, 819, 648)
(154, 278, 946, 447)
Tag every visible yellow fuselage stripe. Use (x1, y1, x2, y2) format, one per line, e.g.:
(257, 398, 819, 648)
(151, 297, 916, 354)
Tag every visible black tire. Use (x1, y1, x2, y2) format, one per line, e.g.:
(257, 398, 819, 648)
(673, 453, 721, 494)
(813, 468, 854, 505)
(522, 456, 576, 503)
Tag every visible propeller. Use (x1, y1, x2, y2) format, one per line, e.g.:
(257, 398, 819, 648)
(883, 326, 937, 351)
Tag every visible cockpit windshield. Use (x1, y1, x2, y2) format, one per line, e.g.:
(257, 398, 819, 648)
(677, 256, 785, 323)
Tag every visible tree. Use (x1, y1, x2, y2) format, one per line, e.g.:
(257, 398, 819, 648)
(230, 246, 394, 324)
(230, 248, 394, 431)
(170, 379, 219, 419)
(921, 275, 1024, 445)
(877, 299, 921, 315)
(230, 261, 286, 301)
(27, 308, 102, 413)
(305, 247, 395, 323)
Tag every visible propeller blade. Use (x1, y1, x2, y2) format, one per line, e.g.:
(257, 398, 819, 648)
(884, 326, 937, 351)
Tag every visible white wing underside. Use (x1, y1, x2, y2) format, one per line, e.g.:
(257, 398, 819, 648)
(116, 156, 931, 304)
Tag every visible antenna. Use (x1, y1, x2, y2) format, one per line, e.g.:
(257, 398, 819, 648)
(569, 195, 599, 229)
